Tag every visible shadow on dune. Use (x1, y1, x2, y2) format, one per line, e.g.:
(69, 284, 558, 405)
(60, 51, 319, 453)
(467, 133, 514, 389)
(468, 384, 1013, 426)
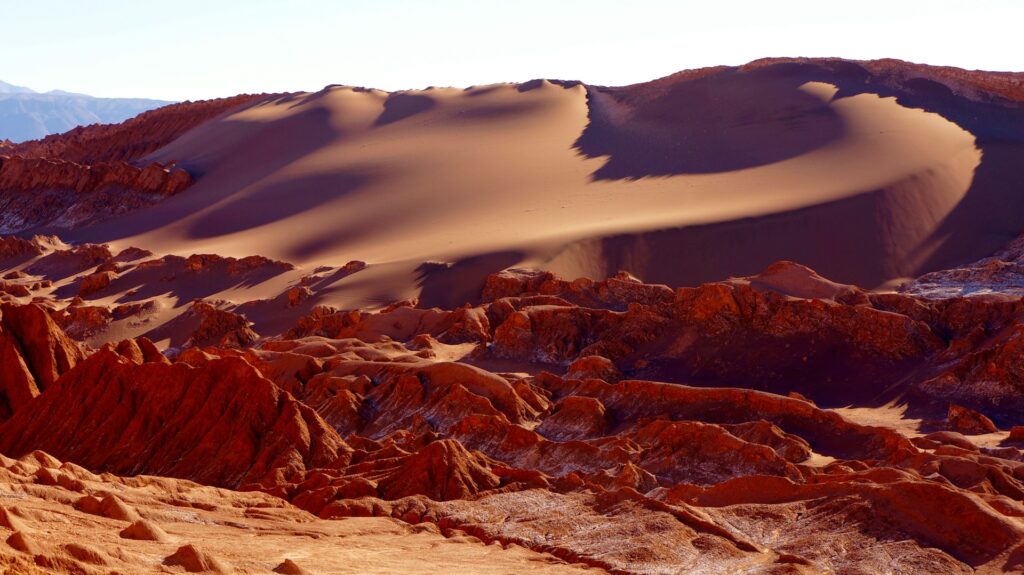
(791, 62, 1024, 277)
(374, 93, 437, 126)
(574, 64, 849, 178)
(69, 104, 343, 245)
(864, 79, 1024, 274)
(65, 260, 287, 304)
(547, 190, 904, 288)
(572, 60, 1024, 284)
(186, 170, 373, 238)
(417, 251, 524, 308)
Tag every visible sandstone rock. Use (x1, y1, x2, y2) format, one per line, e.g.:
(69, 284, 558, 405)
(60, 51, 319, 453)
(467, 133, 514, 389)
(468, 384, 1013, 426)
(377, 440, 501, 501)
(0, 303, 82, 390)
(286, 286, 312, 307)
(5, 94, 265, 164)
(565, 355, 620, 382)
(0, 506, 29, 532)
(64, 542, 109, 565)
(536, 396, 607, 440)
(274, 558, 312, 575)
(121, 519, 172, 542)
(0, 303, 83, 420)
(0, 236, 44, 262)
(0, 282, 29, 298)
(165, 544, 233, 574)
(481, 269, 555, 301)
(947, 404, 998, 435)
(184, 253, 294, 275)
(186, 300, 258, 348)
(78, 270, 114, 296)
(0, 349, 350, 488)
(5, 530, 38, 554)
(52, 304, 112, 339)
(99, 494, 140, 521)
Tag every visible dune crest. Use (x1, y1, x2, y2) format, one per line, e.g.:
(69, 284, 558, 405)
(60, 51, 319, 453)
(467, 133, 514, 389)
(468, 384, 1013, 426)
(0, 58, 1002, 311)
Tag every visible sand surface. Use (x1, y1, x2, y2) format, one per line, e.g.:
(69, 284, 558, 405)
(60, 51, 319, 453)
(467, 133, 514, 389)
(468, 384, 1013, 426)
(0, 453, 594, 574)
(64, 68, 986, 310)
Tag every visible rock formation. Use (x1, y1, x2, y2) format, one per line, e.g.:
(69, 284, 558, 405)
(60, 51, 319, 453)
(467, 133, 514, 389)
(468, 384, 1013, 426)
(0, 345, 347, 488)
(3, 94, 267, 164)
(0, 94, 267, 232)
(0, 303, 83, 420)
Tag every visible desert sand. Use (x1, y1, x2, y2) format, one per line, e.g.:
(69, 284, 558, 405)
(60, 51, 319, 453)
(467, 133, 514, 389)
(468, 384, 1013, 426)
(0, 452, 592, 574)
(62, 63, 993, 312)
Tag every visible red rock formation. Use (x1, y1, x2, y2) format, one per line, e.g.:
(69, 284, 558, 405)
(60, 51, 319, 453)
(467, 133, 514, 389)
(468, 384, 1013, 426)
(0, 346, 348, 488)
(184, 253, 295, 275)
(948, 403, 999, 434)
(5, 255, 1024, 573)
(536, 395, 607, 441)
(0, 236, 43, 261)
(376, 440, 501, 501)
(4, 94, 268, 164)
(0, 303, 83, 420)
(0, 95, 268, 232)
(0, 155, 191, 196)
(51, 304, 112, 339)
(183, 300, 259, 348)
(564, 354, 620, 382)
(737, 57, 1024, 103)
(78, 270, 115, 296)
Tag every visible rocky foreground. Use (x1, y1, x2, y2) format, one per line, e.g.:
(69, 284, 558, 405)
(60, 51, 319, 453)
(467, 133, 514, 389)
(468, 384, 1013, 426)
(3, 241, 1024, 573)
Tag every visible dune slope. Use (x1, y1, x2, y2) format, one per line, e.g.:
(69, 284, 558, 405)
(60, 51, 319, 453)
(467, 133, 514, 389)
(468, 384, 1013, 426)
(21, 58, 1012, 311)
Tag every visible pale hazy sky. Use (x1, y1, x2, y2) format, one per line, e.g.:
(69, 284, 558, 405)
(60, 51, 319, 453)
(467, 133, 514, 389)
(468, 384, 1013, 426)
(4, 0, 1022, 101)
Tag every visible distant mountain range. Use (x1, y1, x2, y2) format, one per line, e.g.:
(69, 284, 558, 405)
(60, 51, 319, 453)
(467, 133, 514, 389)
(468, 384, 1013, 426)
(0, 80, 172, 143)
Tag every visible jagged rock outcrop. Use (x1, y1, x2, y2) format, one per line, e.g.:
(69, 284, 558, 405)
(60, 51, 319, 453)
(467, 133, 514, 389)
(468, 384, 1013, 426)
(5, 255, 1024, 573)
(0, 303, 83, 420)
(0, 236, 44, 261)
(0, 155, 191, 196)
(947, 403, 999, 434)
(183, 300, 259, 349)
(0, 346, 348, 488)
(739, 57, 1024, 104)
(4, 94, 268, 164)
(376, 439, 502, 501)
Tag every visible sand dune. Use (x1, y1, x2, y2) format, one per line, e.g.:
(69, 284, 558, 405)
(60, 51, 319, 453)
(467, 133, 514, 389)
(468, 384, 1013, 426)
(52, 60, 1022, 311)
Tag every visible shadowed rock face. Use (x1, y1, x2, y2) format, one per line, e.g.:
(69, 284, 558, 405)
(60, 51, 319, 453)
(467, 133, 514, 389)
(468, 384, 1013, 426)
(0, 345, 348, 489)
(0, 302, 83, 420)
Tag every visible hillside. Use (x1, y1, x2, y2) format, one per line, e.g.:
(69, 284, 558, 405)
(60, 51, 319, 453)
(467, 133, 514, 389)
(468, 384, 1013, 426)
(0, 80, 171, 143)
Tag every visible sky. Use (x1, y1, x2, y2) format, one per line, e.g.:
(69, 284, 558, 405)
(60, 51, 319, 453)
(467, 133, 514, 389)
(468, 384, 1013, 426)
(3, 0, 1023, 101)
